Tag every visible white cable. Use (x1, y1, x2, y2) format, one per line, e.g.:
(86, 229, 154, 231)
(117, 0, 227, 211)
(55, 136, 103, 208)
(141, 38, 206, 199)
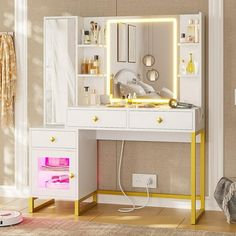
(118, 140, 151, 213)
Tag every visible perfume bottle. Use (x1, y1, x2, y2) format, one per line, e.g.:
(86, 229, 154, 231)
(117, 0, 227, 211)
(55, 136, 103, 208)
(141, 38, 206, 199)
(84, 31, 91, 44)
(179, 59, 186, 75)
(186, 53, 195, 74)
(194, 19, 200, 43)
(93, 55, 100, 74)
(83, 86, 90, 105)
(81, 58, 88, 74)
(187, 19, 195, 42)
(90, 89, 97, 106)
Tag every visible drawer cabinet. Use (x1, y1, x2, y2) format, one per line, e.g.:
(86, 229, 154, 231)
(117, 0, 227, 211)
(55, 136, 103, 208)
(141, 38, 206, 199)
(31, 130, 77, 149)
(29, 128, 97, 201)
(67, 109, 127, 128)
(129, 110, 193, 130)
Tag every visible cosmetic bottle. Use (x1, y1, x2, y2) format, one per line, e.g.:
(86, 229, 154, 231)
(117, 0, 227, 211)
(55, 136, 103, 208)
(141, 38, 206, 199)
(81, 58, 88, 74)
(88, 58, 93, 74)
(180, 33, 186, 43)
(187, 19, 195, 42)
(84, 31, 91, 44)
(93, 55, 100, 74)
(83, 86, 90, 105)
(186, 53, 195, 74)
(90, 89, 97, 106)
(179, 59, 186, 75)
(81, 29, 85, 44)
(194, 19, 200, 43)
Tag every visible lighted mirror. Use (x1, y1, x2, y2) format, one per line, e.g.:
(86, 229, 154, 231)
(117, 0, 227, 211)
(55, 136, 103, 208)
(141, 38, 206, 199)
(107, 17, 178, 102)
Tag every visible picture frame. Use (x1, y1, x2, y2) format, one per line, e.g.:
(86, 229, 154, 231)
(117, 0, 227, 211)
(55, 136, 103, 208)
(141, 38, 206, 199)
(117, 23, 127, 62)
(128, 24, 136, 63)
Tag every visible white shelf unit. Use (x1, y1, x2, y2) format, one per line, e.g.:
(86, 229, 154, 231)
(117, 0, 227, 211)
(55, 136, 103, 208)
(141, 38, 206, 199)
(179, 13, 205, 109)
(178, 42, 200, 47)
(77, 74, 107, 78)
(76, 17, 107, 106)
(77, 44, 106, 48)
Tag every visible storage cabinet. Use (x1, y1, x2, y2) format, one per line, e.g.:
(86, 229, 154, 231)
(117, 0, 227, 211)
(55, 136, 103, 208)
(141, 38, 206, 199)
(29, 128, 97, 215)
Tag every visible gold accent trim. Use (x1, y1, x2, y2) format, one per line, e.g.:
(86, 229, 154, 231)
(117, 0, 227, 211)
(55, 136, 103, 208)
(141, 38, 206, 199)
(156, 117, 163, 124)
(50, 136, 56, 142)
(92, 116, 99, 123)
(69, 173, 75, 179)
(28, 197, 55, 213)
(75, 191, 97, 216)
(97, 190, 201, 200)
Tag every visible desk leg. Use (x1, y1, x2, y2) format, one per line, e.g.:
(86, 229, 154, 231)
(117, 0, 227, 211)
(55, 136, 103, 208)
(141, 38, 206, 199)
(191, 132, 196, 225)
(200, 130, 205, 210)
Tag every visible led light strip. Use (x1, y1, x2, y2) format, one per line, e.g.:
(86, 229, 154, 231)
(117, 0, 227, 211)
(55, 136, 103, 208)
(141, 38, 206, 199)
(106, 17, 178, 103)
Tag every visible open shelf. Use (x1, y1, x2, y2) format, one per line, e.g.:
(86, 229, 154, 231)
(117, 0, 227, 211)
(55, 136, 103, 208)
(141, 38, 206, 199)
(77, 44, 106, 48)
(178, 43, 200, 47)
(178, 74, 200, 78)
(77, 74, 107, 78)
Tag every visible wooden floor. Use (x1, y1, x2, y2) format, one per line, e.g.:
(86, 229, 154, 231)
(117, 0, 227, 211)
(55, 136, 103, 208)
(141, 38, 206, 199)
(1, 197, 236, 233)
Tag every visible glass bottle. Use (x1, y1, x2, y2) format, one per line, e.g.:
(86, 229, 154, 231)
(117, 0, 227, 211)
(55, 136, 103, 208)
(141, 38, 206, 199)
(81, 58, 88, 74)
(83, 86, 90, 105)
(179, 59, 186, 75)
(84, 31, 91, 44)
(194, 19, 200, 43)
(187, 19, 195, 42)
(93, 55, 100, 74)
(186, 53, 195, 74)
(87, 58, 93, 74)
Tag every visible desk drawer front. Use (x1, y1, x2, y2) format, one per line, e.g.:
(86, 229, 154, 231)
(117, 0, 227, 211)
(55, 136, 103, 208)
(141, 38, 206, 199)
(67, 109, 127, 128)
(31, 130, 77, 148)
(129, 111, 193, 130)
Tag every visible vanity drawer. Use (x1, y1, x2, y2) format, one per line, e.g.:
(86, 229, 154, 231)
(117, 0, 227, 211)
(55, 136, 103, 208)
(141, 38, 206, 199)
(129, 111, 193, 130)
(31, 130, 77, 149)
(67, 109, 127, 128)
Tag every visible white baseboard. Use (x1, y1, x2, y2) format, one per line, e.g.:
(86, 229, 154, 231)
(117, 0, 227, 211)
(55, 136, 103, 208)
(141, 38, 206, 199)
(0, 186, 29, 198)
(97, 194, 221, 211)
(0, 186, 220, 211)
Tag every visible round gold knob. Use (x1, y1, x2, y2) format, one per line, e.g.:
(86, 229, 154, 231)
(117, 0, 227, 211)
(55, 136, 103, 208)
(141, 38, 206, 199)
(156, 117, 163, 124)
(92, 116, 99, 123)
(50, 136, 56, 142)
(69, 173, 75, 179)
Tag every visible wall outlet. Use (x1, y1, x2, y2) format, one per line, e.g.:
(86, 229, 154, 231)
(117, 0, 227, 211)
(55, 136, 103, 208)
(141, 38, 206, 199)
(132, 174, 157, 188)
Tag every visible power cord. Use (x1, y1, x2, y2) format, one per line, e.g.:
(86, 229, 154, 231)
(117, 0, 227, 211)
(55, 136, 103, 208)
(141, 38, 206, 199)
(118, 140, 151, 213)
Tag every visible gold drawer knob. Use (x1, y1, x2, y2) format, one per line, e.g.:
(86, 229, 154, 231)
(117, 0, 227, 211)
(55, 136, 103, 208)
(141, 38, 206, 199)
(50, 136, 56, 142)
(69, 173, 75, 179)
(92, 116, 99, 123)
(156, 117, 163, 124)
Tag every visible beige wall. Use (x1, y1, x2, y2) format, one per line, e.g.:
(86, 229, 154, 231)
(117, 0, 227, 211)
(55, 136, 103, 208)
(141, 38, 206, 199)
(28, 0, 208, 194)
(224, 1, 236, 177)
(0, 0, 15, 185)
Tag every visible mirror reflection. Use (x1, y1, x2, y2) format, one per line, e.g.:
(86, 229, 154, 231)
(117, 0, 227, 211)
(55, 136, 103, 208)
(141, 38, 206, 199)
(109, 19, 177, 100)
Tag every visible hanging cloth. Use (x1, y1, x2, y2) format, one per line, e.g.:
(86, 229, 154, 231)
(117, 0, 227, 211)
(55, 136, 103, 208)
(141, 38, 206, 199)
(0, 34, 17, 128)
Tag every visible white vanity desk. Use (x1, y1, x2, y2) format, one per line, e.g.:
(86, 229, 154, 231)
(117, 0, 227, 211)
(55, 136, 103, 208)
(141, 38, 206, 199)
(66, 105, 205, 225)
(29, 13, 205, 225)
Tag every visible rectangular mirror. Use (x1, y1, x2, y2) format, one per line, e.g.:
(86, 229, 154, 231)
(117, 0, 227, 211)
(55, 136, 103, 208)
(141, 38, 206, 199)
(107, 17, 178, 102)
(44, 17, 77, 125)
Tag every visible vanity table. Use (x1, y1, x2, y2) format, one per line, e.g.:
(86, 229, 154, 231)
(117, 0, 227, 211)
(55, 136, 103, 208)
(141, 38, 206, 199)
(29, 13, 205, 225)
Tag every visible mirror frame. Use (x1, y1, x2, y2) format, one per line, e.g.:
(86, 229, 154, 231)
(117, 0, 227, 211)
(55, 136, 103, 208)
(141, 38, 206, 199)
(106, 17, 178, 103)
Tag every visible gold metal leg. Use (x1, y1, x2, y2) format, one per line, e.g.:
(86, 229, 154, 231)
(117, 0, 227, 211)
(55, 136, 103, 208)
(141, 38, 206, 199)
(190, 129, 205, 225)
(28, 197, 55, 213)
(74, 200, 80, 216)
(191, 132, 196, 225)
(74, 191, 97, 216)
(200, 130, 205, 210)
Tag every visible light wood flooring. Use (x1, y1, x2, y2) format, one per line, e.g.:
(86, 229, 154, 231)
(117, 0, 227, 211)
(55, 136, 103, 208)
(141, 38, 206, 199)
(1, 197, 236, 233)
